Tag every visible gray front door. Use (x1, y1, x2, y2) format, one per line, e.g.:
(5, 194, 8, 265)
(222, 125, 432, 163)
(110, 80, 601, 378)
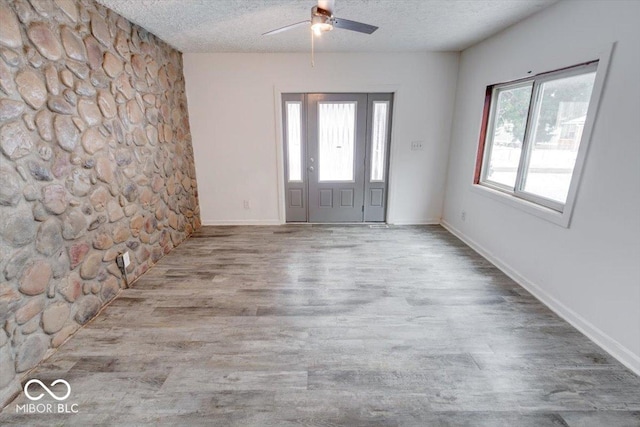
(307, 93, 367, 222)
(283, 93, 392, 223)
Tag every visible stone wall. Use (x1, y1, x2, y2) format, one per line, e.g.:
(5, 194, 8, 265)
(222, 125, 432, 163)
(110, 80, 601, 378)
(0, 0, 200, 406)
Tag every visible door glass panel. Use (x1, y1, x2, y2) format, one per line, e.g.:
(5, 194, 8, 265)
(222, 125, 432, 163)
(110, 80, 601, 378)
(370, 101, 389, 182)
(286, 102, 302, 182)
(521, 71, 596, 203)
(318, 102, 356, 182)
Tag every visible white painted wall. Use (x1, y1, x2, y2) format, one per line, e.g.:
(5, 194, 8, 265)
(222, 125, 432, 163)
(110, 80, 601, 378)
(442, 1, 640, 373)
(183, 52, 459, 225)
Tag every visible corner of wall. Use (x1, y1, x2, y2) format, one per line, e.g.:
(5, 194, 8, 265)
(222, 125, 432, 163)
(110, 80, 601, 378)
(440, 220, 640, 376)
(0, 0, 200, 407)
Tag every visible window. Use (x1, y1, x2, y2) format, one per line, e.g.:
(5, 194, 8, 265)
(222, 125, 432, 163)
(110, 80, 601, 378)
(370, 101, 389, 182)
(476, 62, 599, 215)
(318, 102, 356, 182)
(285, 102, 302, 182)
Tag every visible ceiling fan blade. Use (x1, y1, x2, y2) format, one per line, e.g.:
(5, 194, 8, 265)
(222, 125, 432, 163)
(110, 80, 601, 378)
(318, 0, 335, 14)
(262, 20, 310, 36)
(332, 17, 378, 34)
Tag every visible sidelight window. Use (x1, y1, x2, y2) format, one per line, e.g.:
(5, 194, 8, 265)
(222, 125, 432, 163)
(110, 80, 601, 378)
(285, 102, 303, 182)
(370, 101, 389, 182)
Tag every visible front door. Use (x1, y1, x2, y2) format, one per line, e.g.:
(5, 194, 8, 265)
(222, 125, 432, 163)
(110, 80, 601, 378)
(283, 93, 392, 223)
(307, 93, 367, 222)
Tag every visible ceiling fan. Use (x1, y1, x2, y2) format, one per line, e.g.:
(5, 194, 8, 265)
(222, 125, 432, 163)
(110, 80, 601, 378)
(262, 0, 378, 37)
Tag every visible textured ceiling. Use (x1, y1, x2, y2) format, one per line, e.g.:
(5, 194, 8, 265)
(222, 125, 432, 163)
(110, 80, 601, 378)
(96, 0, 558, 53)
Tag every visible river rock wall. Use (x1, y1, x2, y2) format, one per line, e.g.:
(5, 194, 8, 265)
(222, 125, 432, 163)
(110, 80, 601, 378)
(0, 0, 200, 406)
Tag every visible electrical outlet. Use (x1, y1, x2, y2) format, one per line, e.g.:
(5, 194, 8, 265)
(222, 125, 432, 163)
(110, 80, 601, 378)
(243, 200, 250, 210)
(411, 141, 424, 151)
(116, 251, 130, 268)
(461, 210, 467, 222)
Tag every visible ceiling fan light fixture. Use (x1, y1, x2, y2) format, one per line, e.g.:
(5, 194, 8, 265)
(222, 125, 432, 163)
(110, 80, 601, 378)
(311, 21, 333, 36)
(311, 6, 334, 36)
(262, 1, 378, 38)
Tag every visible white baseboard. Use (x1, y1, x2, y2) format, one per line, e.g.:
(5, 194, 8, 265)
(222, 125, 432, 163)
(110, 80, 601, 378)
(389, 218, 441, 225)
(441, 219, 640, 376)
(201, 219, 282, 226)
(202, 219, 443, 226)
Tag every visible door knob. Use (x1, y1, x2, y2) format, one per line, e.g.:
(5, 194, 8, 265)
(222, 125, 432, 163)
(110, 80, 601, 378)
(308, 166, 315, 172)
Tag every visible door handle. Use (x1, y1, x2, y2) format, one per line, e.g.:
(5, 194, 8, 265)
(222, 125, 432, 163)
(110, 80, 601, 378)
(308, 166, 315, 172)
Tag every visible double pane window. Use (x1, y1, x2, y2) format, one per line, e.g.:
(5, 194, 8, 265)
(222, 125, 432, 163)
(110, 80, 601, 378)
(478, 63, 598, 212)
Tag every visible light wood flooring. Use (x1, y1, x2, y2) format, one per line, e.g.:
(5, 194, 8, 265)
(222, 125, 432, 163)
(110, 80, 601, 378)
(2, 225, 639, 426)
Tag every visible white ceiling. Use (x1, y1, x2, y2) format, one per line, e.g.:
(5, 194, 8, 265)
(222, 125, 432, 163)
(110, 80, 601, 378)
(97, 0, 558, 53)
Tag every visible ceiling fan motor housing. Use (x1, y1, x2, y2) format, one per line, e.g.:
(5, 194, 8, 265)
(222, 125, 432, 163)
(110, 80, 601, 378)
(311, 6, 334, 33)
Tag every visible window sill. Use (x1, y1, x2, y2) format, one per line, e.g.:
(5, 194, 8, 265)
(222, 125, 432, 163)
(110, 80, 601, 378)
(470, 183, 572, 228)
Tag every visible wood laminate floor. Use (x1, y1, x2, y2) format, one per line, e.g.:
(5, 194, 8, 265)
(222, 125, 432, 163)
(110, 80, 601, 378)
(2, 225, 639, 426)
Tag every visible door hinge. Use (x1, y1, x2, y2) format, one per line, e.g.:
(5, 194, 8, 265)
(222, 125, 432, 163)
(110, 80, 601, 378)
(362, 205, 364, 212)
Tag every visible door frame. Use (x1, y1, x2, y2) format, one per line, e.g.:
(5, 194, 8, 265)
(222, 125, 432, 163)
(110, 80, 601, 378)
(274, 84, 401, 224)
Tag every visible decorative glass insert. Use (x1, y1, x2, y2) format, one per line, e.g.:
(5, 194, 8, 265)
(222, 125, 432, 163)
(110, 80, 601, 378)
(318, 102, 356, 182)
(286, 102, 302, 182)
(370, 101, 389, 182)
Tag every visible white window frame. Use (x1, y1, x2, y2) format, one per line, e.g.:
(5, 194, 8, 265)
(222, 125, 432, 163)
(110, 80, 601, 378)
(473, 48, 613, 228)
(480, 80, 534, 193)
